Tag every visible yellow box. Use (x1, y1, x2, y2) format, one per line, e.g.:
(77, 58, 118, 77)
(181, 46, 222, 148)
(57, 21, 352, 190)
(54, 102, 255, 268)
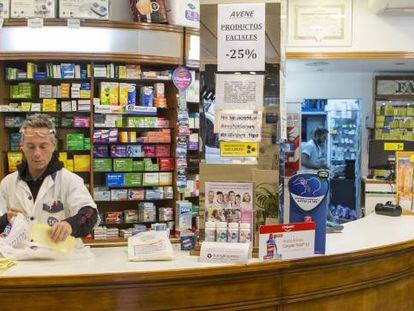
(64, 159, 74, 172)
(73, 155, 90, 172)
(42, 99, 57, 112)
(21, 102, 31, 112)
(59, 152, 68, 162)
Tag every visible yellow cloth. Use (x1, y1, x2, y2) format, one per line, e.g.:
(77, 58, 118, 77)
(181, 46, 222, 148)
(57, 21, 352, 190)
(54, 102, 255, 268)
(0, 258, 15, 273)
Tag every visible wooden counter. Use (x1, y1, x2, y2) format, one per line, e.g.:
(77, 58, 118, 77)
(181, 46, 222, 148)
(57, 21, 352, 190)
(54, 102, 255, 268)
(1, 214, 414, 310)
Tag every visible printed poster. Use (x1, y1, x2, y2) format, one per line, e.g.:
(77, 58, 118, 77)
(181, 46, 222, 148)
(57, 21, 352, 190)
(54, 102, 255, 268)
(215, 74, 264, 111)
(206, 182, 253, 233)
(396, 151, 414, 213)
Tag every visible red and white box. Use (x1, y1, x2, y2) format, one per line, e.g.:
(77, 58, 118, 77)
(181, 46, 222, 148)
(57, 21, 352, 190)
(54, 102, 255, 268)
(259, 222, 315, 261)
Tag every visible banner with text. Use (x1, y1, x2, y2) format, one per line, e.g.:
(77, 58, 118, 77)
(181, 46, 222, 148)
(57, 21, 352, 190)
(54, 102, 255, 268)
(220, 142, 258, 158)
(218, 3, 265, 72)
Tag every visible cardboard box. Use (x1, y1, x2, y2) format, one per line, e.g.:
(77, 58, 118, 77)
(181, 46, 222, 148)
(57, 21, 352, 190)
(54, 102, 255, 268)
(93, 158, 112, 172)
(124, 209, 139, 224)
(59, 0, 109, 20)
(126, 145, 142, 158)
(159, 158, 174, 171)
(0, 0, 10, 18)
(124, 173, 143, 187)
(113, 158, 133, 172)
(11, 0, 57, 18)
(100, 82, 119, 105)
(105, 211, 123, 224)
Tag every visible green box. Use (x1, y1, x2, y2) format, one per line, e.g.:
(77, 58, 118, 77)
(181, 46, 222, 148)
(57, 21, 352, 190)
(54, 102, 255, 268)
(132, 161, 145, 171)
(143, 158, 159, 171)
(124, 173, 143, 187)
(114, 158, 133, 172)
(94, 159, 112, 172)
(67, 133, 84, 151)
(84, 138, 91, 151)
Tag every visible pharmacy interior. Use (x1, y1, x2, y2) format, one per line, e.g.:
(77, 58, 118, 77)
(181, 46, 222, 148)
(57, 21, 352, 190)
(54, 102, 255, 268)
(1, 0, 414, 310)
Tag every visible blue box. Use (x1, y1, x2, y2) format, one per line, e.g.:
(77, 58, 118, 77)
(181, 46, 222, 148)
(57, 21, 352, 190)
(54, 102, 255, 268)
(105, 173, 124, 188)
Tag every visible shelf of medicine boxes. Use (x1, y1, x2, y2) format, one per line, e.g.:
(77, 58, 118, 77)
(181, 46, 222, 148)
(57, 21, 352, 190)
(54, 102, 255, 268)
(88, 67, 180, 243)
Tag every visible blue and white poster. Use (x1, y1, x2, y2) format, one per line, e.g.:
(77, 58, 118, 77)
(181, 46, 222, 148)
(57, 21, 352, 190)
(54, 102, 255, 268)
(288, 173, 329, 254)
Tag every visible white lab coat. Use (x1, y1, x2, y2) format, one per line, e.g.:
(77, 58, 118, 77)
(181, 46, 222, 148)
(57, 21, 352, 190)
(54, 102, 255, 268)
(0, 168, 98, 228)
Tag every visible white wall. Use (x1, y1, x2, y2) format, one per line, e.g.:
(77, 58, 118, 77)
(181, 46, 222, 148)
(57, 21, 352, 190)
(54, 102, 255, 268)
(109, 1, 133, 21)
(286, 71, 374, 176)
(287, 0, 414, 52)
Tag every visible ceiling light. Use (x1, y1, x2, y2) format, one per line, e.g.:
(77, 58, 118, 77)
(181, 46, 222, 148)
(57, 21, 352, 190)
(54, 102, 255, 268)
(305, 61, 329, 67)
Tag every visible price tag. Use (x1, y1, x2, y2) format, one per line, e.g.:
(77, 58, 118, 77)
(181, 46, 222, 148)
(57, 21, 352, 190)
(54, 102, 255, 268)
(28, 18, 44, 28)
(0, 19, 4, 29)
(217, 3, 265, 72)
(67, 18, 80, 29)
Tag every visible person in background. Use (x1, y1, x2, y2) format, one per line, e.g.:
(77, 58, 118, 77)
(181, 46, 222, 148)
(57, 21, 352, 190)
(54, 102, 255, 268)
(301, 127, 329, 171)
(0, 114, 98, 243)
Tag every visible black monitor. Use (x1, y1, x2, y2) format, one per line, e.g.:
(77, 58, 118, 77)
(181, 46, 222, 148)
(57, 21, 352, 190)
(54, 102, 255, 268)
(369, 140, 414, 169)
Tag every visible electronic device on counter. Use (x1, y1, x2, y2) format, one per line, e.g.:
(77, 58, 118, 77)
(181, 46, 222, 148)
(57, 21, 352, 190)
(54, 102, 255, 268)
(375, 201, 402, 217)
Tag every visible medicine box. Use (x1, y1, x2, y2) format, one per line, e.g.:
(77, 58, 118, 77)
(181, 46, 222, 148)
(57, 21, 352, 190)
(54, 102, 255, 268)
(143, 172, 159, 186)
(105, 173, 124, 188)
(67, 133, 85, 150)
(113, 158, 133, 172)
(105, 211, 124, 224)
(94, 187, 111, 201)
(127, 189, 145, 201)
(11, 0, 57, 18)
(132, 160, 144, 171)
(100, 82, 119, 105)
(73, 155, 90, 172)
(124, 173, 143, 187)
(124, 209, 139, 224)
(159, 172, 172, 186)
(110, 189, 128, 201)
(93, 158, 112, 172)
(0, 0, 10, 18)
(59, 0, 109, 20)
(165, 0, 200, 29)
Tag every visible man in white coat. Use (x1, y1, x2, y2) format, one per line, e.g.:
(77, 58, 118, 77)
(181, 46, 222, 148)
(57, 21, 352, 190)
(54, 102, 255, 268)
(0, 114, 98, 243)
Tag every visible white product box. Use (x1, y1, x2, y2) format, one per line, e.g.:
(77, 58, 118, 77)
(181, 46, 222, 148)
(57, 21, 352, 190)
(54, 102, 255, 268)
(165, 0, 199, 29)
(59, 0, 109, 20)
(0, 0, 10, 18)
(10, 0, 57, 18)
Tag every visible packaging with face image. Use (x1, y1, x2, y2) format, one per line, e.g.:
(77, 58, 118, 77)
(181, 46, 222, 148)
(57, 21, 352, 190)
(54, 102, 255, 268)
(59, 0, 109, 20)
(130, 0, 167, 24)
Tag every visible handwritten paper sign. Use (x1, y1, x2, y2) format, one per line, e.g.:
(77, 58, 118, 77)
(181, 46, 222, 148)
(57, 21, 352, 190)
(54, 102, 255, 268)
(216, 110, 262, 142)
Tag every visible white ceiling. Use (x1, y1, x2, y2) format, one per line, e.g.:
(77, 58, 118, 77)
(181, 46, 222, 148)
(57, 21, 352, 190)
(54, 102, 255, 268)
(200, 3, 281, 65)
(287, 58, 414, 73)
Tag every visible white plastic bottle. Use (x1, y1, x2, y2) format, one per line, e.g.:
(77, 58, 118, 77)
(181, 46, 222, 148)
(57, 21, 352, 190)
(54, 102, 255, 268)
(228, 222, 239, 243)
(239, 223, 252, 243)
(205, 221, 216, 242)
(216, 222, 228, 242)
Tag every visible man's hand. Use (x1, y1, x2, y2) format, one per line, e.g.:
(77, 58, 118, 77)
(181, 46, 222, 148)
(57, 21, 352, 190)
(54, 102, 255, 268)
(50, 221, 72, 243)
(6, 208, 23, 223)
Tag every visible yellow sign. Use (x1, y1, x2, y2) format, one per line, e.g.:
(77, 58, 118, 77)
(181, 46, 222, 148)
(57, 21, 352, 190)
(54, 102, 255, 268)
(384, 142, 404, 151)
(220, 142, 259, 157)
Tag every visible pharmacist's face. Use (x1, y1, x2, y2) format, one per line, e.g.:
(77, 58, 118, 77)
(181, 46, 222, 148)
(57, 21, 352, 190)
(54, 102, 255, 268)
(21, 127, 56, 172)
(316, 133, 327, 145)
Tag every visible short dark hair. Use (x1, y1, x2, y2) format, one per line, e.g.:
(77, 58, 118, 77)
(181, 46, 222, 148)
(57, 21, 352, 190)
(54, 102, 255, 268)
(314, 127, 329, 137)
